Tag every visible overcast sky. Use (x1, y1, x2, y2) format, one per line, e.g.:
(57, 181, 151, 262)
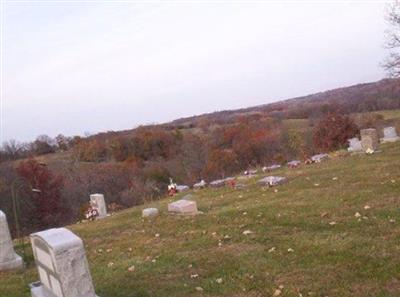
(1, 0, 390, 142)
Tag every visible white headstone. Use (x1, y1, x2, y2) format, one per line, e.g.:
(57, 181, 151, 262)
(381, 126, 400, 143)
(348, 137, 362, 152)
(168, 199, 198, 215)
(142, 208, 159, 218)
(90, 194, 107, 219)
(0, 210, 23, 271)
(258, 176, 287, 187)
(30, 228, 99, 297)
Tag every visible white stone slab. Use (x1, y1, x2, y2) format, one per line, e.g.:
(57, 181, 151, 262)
(0, 210, 23, 271)
(168, 199, 198, 215)
(30, 228, 98, 297)
(90, 194, 107, 219)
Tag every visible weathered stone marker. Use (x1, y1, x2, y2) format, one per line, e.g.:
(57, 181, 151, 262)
(168, 199, 198, 215)
(381, 126, 400, 143)
(30, 228, 99, 297)
(0, 210, 23, 271)
(90, 193, 107, 219)
(360, 128, 379, 151)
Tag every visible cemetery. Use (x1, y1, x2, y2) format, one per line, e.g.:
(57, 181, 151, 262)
(0, 134, 400, 297)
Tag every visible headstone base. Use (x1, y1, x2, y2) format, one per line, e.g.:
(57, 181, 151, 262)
(381, 137, 400, 143)
(0, 254, 23, 271)
(30, 283, 99, 297)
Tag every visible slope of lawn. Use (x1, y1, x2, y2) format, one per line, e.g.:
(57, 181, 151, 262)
(1, 142, 400, 297)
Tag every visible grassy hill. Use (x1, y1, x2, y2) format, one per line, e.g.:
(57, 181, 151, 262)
(1, 142, 400, 297)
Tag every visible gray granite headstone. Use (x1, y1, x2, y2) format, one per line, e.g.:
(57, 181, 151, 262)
(90, 193, 107, 219)
(0, 210, 23, 271)
(30, 228, 99, 297)
(360, 128, 379, 151)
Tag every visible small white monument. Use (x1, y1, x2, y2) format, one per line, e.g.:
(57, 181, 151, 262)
(89, 193, 107, 219)
(0, 210, 23, 271)
(347, 137, 362, 152)
(142, 208, 159, 218)
(168, 199, 198, 215)
(381, 126, 400, 143)
(30, 228, 99, 297)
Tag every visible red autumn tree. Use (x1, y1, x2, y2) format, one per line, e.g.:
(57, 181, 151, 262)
(204, 149, 238, 179)
(313, 111, 358, 152)
(16, 158, 66, 230)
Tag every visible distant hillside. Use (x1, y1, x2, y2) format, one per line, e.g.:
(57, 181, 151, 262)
(167, 78, 400, 128)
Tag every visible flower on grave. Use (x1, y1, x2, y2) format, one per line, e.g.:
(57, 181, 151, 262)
(85, 206, 99, 221)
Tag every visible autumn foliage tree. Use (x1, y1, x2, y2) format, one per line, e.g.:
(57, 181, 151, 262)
(16, 158, 66, 230)
(313, 112, 358, 152)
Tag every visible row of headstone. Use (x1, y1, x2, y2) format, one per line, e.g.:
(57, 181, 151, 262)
(348, 127, 399, 152)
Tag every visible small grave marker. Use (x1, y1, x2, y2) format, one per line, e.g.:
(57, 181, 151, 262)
(168, 199, 198, 215)
(90, 193, 107, 219)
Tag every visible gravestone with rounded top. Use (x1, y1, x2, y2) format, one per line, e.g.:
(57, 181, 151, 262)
(90, 193, 107, 219)
(360, 128, 379, 151)
(0, 210, 23, 271)
(30, 228, 99, 297)
(381, 126, 400, 143)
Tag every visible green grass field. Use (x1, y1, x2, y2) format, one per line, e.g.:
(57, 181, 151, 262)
(1, 142, 400, 297)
